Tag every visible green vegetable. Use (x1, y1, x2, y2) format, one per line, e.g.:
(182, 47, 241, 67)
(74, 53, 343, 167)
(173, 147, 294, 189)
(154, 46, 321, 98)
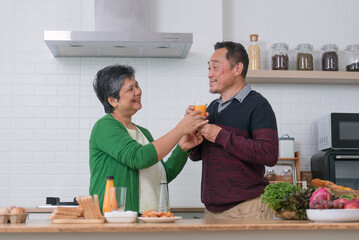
(261, 182, 316, 220)
(261, 182, 300, 211)
(280, 186, 316, 220)
(337, 194, 357, 200)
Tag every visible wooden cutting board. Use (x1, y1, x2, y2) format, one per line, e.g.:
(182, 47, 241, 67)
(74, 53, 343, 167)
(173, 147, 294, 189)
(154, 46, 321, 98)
(52, 218, 105, 224)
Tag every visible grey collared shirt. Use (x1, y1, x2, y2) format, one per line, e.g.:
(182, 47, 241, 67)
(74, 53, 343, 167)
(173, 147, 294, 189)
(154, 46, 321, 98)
(216, 84, 252, 113)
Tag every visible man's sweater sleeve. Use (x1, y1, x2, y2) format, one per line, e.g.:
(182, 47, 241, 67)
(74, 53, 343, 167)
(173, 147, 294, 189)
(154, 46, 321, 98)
(215, 102, 278, 166)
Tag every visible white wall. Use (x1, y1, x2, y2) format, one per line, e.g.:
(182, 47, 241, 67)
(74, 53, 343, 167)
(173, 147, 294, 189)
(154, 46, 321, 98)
(0, 0, 358, 208)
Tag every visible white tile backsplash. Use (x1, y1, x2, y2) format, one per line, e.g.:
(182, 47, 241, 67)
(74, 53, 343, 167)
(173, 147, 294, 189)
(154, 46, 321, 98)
(1, 0, 359, 208)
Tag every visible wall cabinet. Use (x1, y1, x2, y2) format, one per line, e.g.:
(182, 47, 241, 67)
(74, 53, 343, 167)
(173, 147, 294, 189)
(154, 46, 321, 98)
(247, 70, 359, 85)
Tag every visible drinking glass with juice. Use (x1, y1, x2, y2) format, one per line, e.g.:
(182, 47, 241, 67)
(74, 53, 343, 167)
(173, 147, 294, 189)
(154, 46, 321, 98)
(193, 101, 207, 116)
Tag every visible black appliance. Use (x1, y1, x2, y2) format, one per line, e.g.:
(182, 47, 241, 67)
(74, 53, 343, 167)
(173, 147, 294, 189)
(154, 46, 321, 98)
(311, 150, 359, 189)
(46, 197, 79, 206)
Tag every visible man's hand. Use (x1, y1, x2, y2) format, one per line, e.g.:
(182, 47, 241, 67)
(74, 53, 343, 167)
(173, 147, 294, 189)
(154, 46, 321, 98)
(179, 131, 204, 152)
(199, 124, 221, 143)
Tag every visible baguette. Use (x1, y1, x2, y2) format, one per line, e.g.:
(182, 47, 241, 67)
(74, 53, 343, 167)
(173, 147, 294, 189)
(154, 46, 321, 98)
(311, 178, 354, 191)
(311, 178, 327, 188)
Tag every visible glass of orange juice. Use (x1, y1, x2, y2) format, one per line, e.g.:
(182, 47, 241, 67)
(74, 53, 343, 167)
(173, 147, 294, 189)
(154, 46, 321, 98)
(193, 101, 207, 116)
(110, 187, 127, 212)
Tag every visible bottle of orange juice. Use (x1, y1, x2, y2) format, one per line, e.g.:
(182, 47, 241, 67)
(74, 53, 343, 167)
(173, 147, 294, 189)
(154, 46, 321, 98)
(103, 176, 114, 213)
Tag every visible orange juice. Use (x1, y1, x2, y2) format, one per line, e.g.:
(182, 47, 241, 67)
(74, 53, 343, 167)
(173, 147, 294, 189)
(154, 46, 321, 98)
(103, 176, 114, 213)
(193, 104, 207, 116)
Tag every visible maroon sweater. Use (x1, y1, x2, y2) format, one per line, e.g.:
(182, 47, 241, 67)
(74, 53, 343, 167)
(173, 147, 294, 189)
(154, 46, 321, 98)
(190, 90, 278, 212)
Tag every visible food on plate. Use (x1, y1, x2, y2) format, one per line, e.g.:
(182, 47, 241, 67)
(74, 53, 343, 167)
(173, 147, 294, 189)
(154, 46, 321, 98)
(310, 199, 344, 209)
(343, 200, 359, 209)
(50, 206, 84, 219)
(334, 198, 351, 205)
(77, 205, 84, 217)
(309, 186, 357, 209)
(76, 195, 104, 219)
(50, 195, 104, 220)
(309, 187, 332, 207)
(261, 182, 315, 220)
(141, 210, 174, 218)
(311, 179, 354, 191)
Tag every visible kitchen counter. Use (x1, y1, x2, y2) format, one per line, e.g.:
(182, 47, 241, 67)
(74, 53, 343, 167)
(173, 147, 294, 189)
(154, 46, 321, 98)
(26, 207, 205, 213)
(1, 218, 359, 240)
(25, 207, 205, 220)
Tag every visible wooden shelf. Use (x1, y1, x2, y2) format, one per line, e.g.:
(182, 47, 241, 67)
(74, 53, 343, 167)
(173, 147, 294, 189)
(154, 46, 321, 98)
(246, 70, 359, 85)
(269, 151, 301, 184)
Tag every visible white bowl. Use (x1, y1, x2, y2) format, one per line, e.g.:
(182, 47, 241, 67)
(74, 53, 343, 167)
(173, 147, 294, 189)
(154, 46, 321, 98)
(105, 211, 137, 223)
(306, 209, 359, 222)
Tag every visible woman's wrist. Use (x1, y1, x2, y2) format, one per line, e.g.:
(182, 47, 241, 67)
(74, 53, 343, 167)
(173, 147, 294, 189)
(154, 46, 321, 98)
(178, 143, 190, 152)
(178, 144, 188, 152)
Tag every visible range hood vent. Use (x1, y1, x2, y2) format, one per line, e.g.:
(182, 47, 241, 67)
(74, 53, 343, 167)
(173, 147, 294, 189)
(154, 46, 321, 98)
(44, 0, 192, 58)
(44, 31, 192, 58)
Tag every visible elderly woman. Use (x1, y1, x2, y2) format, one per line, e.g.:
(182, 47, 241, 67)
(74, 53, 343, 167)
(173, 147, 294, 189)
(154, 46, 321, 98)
(89, 64, 207, 213)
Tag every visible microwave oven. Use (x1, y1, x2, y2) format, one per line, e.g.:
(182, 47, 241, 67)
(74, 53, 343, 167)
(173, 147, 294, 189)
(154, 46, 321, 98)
(318, 113, 359, 151)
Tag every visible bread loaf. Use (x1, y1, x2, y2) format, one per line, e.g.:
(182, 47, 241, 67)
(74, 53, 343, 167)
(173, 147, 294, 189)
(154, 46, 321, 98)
(311, 178, 354, 191)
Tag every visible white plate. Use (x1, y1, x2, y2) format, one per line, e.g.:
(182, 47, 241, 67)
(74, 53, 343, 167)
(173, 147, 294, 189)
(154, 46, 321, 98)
(306, 209, 359, 222)
(138, 216, 182, 223)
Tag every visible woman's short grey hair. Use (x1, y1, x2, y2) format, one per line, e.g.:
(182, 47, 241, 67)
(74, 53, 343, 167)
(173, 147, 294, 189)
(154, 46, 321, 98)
(93, 64, 135, 113)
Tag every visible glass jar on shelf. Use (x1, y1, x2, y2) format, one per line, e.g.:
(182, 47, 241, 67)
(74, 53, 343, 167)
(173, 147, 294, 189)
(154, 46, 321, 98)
(248, 34, 261, 70)
(295, 43, 314, 71)
(282, 169, 293, 181)
(321, 44, 339, 71)
(271, 43, 289, 70)
(345, 44, 359, 72)
(264, 169, 276, 181)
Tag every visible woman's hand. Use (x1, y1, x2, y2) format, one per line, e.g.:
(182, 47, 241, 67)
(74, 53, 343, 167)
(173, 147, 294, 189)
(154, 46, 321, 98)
(179, 131, 204, 152)
(152, 106, 207, 161)
(177, 111, 208, 135)
(185, 105, 194, 115)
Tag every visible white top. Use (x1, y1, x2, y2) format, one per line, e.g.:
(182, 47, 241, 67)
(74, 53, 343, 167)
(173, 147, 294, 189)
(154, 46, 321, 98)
(126, 127, 166, 213)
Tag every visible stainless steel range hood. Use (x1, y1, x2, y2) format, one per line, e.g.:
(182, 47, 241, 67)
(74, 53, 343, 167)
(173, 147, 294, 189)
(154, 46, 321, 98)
(44, 31, 192, 58)
(44, 0, 193, 58)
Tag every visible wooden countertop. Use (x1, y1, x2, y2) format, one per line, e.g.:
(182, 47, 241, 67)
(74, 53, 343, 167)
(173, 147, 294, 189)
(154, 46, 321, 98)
(26, 207, 205, 213)
(2, 218, 359, 233)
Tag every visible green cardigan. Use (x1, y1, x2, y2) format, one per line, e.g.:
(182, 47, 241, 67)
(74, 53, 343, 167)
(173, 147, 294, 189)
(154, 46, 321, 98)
(89, 114, 189, 213)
